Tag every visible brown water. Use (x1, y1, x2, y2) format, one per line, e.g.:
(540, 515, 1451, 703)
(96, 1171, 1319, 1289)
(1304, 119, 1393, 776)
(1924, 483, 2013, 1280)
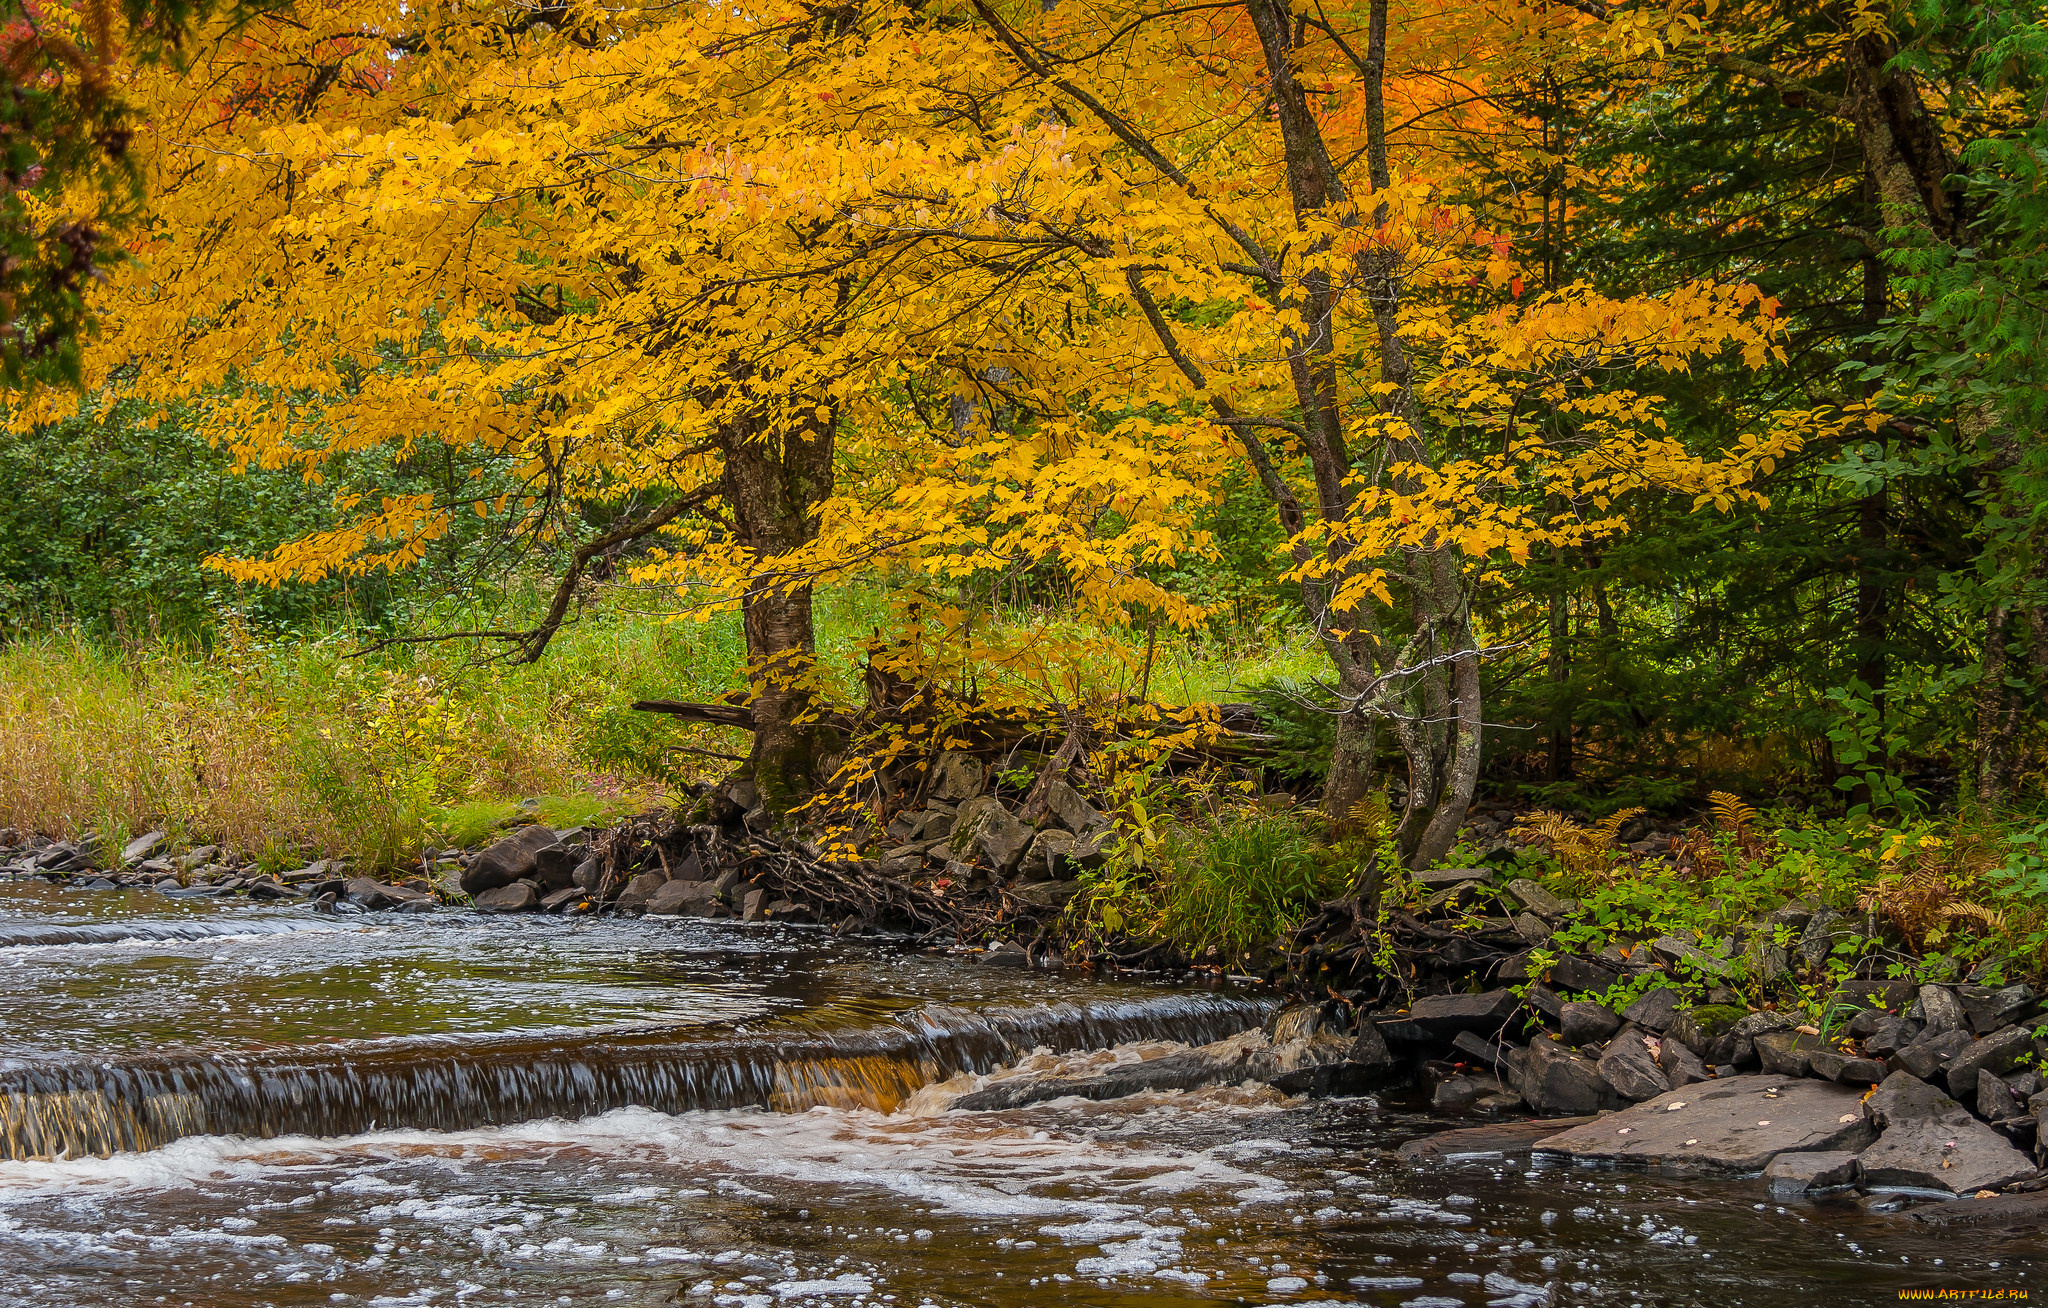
(0, 877, 2036, 1307)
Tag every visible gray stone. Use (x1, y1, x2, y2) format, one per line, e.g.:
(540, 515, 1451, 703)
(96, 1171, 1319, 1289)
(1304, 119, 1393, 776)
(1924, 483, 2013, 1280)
(538, 885, 584, 912)
(1559, 1001, 1621, 1045)
(1763, 1151, 1860, 1198)
(1657, 1035, 1710, 1088)
(473, 882, 538, 913)
(949, 796, 1034, 873)
(529, 844, 583, 894)
(1754, 1031, 1828, 1079)
(927, 751, 985, 803)
(646, 880, 722, 916)
(1019, 829, 1073, 883)
(1546, 955, 1619, 994)
(1398, 989, 1519, 1038)
(1650, 934, 1733, 979)
(1798, 909, 1853, 972)
(1067, 830, 1115, 870)
(120, 830, 167, 863)
(1957, 984, 2038, 1036)
(1858, 1071, 2035, 1195)
(1513, 1036, 1617, 1115)
(1621, 987, 1680, 1032)
(343, 876, 433, 910)
(740, 887, 769, 921)
(1919, 985, 1968, 1036)
(1943, 1025, 2035, 1098)
(1898, 1191, 2048, 1235)
(1396, 1116, 1599, 1164)
(613, 871, 666, 911)
(1512, 912, 1552, 944)
(1765, 899, 1814, 932)
(980, 940, 1030, 968)
(460, 824, 561, 895)
(1505, 878, 1568, 919)
(1533, 1075, 1872, 1175)
(1412, 867, 1492, 888)
(245, 878, 301, 901)
(571, 857, 601, 892)
(1042, 779, 1109, 834)
(1893, 1027, 1975, 1080)
(1012, 878, 1080, 910)
(1862, 1014, 1919, 1058)
(1451, 1029, 1517, 1074)
(1807, 1048, 1886, 1085)
(1598, 1028, 1674, 1102)
(1979, 1068, 2029, 1123)
(1433, 1074, 1509, 1111)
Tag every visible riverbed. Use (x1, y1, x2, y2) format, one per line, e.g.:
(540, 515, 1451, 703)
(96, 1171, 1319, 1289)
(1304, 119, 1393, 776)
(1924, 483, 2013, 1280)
(0, 879, 2032, 1306)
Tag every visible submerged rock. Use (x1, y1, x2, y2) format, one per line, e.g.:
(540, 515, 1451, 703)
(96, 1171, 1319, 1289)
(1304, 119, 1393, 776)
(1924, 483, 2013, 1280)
(1762, 1150, 1860, 1198)
(1532, 1074, 1871, 1175)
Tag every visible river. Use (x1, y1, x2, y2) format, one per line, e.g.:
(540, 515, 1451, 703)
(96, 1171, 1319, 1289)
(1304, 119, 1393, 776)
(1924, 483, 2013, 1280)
(0, 878, 2030, 1306)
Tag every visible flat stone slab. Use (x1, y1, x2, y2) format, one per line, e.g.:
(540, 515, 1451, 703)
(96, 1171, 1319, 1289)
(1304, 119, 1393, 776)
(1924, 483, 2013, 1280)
(1858, 1071, 2036, 1196)
(1533, 1074, 1872, 1176)
(1397, 1117, 1597, 1164)
(1897, 1191, 2048, 1235)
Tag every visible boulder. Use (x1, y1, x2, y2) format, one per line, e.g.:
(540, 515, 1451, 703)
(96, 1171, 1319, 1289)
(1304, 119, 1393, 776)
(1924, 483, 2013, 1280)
(1893, 1027, 1975, 1081)
(1798, 909, 1853, 972)
(1042, 779, 1110, 835)
(1620, 988, 1680, 1033)
(613, 871, 666, 912)
(1957, 984, 2039, 1036)
(927, 751, 986, 803)
(1512, 913, 1552, 944)
(1649, 934, 1734, 979)
(1382, 990, 1518, 1040)
(1066, 831, 1115, 870)
(1710, 1010, 1794, 1067)
(1978, 1068, 2030, 1123)
(1546, 955, 1619, 994)
(460, 824, 561, 895)
(1898, 1191, 2048, 1236)
(740, 888, 769, 921)
(529, 845, 583, 893)
(344, 876, 433, 911)
(538, 886, 585, 912)
(1513, 1036, 1617, 1115)
(120, 830, 167, 863)
(1012, 879, 1080, 910)
(1559, 1001, 1621, 1046)
(1942, 1025, 2035, 1098)
(1918, 984, 1968, 1036)
(1532, 1074, 1871, 1175)
(980, 940, 1030, 968)
(473, 882, 538, 913)
(1597, 1028, 1674, 1102)
(1762, 1151, 1860, 1198)
(1656, 1036, 1710, 1088)
(949, 1029, 1266, 1110)
(1807, 1048, 1886, 1086)
(1504, 878, 1568, 919)
(1019, 829, 1073, 883)
(571, 857, 601, 892)
(1857, 1071, 2035, 1196)
(1862, 1013, 1919, 1058)
(949, 796, 1034, 873)
(1413, 867, 1492, 888)
(1433, 1074, 1510, 1111)
(1755, 1030, 1829, 1079)
(645, 880, 722, 916)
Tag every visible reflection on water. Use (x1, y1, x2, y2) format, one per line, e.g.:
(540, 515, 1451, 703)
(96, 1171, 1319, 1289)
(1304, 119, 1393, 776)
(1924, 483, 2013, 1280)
(0, 876, 2034, 1308)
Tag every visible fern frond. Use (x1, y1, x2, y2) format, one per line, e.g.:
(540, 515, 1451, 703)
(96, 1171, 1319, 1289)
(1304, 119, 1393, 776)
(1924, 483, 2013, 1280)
(1593, 806, 1647, 845)
(1708, 791, 1758, 834)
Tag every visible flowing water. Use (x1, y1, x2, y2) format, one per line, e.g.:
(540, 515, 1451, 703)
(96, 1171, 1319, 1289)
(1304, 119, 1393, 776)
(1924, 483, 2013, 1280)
(1, 877, 2035, 1307)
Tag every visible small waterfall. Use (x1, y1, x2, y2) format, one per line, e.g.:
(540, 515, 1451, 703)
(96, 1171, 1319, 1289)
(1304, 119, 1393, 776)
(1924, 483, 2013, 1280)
(0, 919, 341, 949)
(0, 991, 1272, 1161)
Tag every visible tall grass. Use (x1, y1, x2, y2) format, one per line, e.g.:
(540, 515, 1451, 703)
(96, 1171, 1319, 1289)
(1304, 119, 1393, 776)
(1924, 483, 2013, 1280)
(1151, 811, 1347, 958)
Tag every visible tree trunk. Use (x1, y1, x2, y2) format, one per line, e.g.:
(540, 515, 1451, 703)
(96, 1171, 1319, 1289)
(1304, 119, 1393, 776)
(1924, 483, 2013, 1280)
(1975, 604, 2017, 811)
(1548, 546, 1573, 782)
(720, 407, 837, 816)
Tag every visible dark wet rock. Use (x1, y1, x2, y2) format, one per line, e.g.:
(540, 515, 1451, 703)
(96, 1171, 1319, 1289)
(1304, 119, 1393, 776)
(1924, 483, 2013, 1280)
(1597, 1028, 1673, 1102)
(927, 751, 986, 803)
(1862, 1014, 1919, 1059)
(1432, 1073, 1509, 1111)
(461, 824, 561, 895)
(740, 888, 769, 921)
(1957, 984, 2039, 1036)
(245, 878, 302, 901)
(1546, 955, 1619, 994)
(1918, 984, 1968, 1036)
(1942, 1025, 2035, 1098)
(1765, 899, 1814, 933)
(764, 899, 810, 922)
(1042, 779, 1110, 835)
(571, 857, 600, 892)
(1533, 1075, 1871, 1175)
(949, 796, 1033, 873)
(310, 891, 338, 913)
(1495, 950, 1535, 982)
(1396, 1116, 1598, 1164)
(1347, 1013, 1399, 1078)
(344, 876, 432, 910)
(1513, 1036, 1617, 1115)
(1066, 830, 1115, 870)
(1710, 1010, 1794, 1067)
(1621, 988, 1679, 1032)
(1763, 1150, 1860, 1198)
(1898, 1191, 2048, 1235)
(539, 886, 585, 912)
(1505, 878, 1567, 920)
(1559, 1001, 1620, 1046)
(1650, 934, 1733, 978)
(645, 879, 721, 916)
(613, 871, 666, 912)
(1798, 909, 1853, 972)
(529, 845, 583, 894)
(1755, 1031, 1829, 1079)
(473, 882, 538, 913)
(1831, 979, 1916, 1012)
(1807, 1048, 1886, 1086)
(1657, 1036, 1710, 1088)
(1450, 1029, 1516, 1075)
(1858, 1070, 2035, 1195)
(1511, 912, 1551, 944)
(120, 830, 167, 863)
(1893, 1027, 1976, 1081)
(1524, 984, 1564, 1021)
(79, 877, 117, 890)
(1382, 990, 1519, 1040)
(980, 940, 1030, 968)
